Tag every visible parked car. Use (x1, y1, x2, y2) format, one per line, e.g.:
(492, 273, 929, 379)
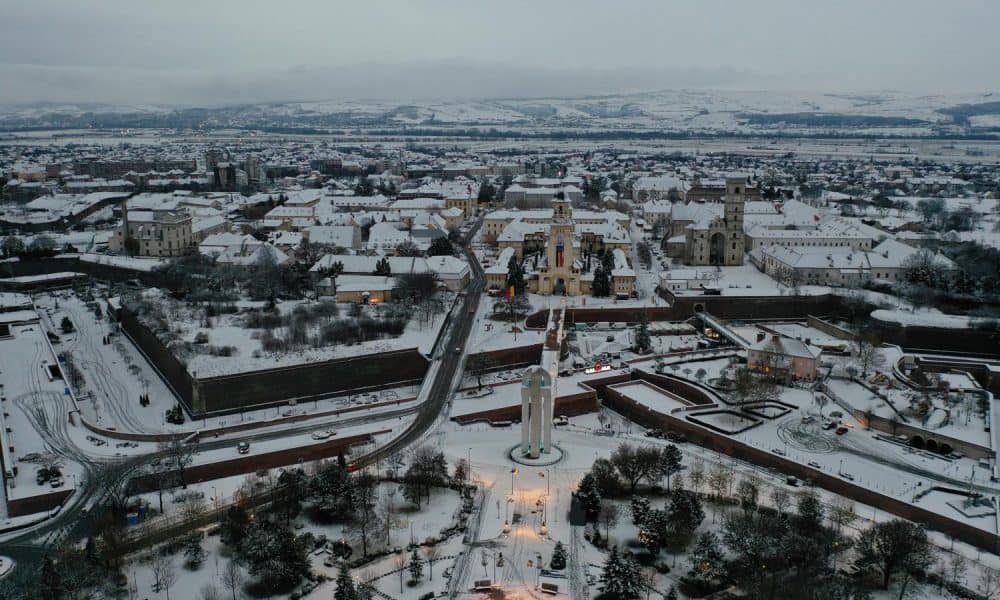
(835, 426, 849, 436)
(553, 416, 569, 426)
(808, 461, 823, 469)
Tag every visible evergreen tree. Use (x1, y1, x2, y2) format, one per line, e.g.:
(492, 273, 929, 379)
(630, 496, 651, 528)
(666, 490, 705, 540)
(657, 444, 683, 490)
(601, 249, 615, 273)
(637, 507, 670, 555)
(335, 562, 358, 600)
(550, 541, 567, 570)
(506, 255, 526, 295)
(634, 311, 651, 353)
(183, 533, 206, 568)
(240, 520, 311, 592)
(428, 236, 454, 257)
(576, 473, 602, 522)
(39, 555, 62, 599)
(666, 586, 678, 600)
(592, 266, 610, 297)
(374, 257, 391, 276)
(408, 548, 424, 582)
(599, 546, 642, 599)
(689, 531, 725, 580)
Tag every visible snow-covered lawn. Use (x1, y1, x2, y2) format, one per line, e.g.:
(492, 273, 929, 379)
(126, 289, 447, 378)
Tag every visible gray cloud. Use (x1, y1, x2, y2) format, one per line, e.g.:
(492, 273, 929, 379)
(0, 0, 997, 105)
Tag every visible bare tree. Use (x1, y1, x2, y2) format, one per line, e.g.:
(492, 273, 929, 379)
(394, 552, 408, 594)
(687, 460, 705, 495)
(731, 367, 778, 405)
(386, 451, 406, 480)
(948, 554, 968, 591)
(347, 473, 382, 558)
(769, 486, 791, 517)
(610, 442, 661, 494)
(222, 559, 244, 600)
(707, 462, 729, 523)
(853, 337, 885, 378)
(159, 438, 195, 489)
(424, 545, 441, 581)
(181, 493, 208, 523)
(381, 487, 401, 546)
(599, 503, 620, 541)
(201, 584, 222, 600)
(979, 567, 1000, 600)
(828, 497, 857, 539)
(151, 553, 177, 600)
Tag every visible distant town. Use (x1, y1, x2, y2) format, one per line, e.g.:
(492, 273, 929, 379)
(1, 97, 999, 600)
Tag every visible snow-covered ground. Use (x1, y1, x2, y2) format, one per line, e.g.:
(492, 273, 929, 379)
(125, 289, 449, 378)
(36, 291, 424, 436)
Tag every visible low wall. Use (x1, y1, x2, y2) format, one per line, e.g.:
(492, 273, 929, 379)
(118, 306, 429, 417)
(806, 315, 857, 341)
(119, 306, 194, 406)
(525, 295, 998, 357)
(600, 371, 1000, 553)
(192, 348, 428, 415)
(128, 430, 388, 493)
(867, 318, 1000, 358)
(7, 488, 73, 518)
(639, 371, 719, 406)
(451, 391, 598, 425)
(466, 344, 543, 371)
(526, 294, 845, 329)
(861, 407, 991, 460)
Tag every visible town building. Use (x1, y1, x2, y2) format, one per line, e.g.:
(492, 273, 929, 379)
(109, 207, 193, 257)
(683, 176, 748, 266)
(747, 333, 821, 382)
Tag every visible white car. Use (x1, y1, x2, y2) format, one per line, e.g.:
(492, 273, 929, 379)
(311, 430, 337, 440)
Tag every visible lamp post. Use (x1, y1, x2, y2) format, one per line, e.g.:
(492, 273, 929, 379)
(511, 468, 518, 495)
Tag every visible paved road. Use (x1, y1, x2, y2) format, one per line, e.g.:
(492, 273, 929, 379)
(353, 217, 485, 469)
(1, 217, 486, 570)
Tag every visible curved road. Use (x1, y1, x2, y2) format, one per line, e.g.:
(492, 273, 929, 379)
(2, 218, 486, 572)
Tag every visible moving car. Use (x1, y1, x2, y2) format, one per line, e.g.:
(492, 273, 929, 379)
(237, 441, 250, 454)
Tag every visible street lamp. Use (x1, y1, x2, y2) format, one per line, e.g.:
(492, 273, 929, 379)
(511, 467, 518, 495)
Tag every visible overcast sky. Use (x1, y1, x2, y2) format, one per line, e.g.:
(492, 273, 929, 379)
(0, 0, 997, 106)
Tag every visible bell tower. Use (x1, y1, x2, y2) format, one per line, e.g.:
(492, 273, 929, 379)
(723, 175, 747, 265)
(546, 196, 576, 294)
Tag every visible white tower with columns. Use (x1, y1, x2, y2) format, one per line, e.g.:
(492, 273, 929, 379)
(520, 366, 552, 458)
(519, 304, 565, 459)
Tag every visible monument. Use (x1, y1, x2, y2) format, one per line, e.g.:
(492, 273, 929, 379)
(520, 365, 553, 459)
